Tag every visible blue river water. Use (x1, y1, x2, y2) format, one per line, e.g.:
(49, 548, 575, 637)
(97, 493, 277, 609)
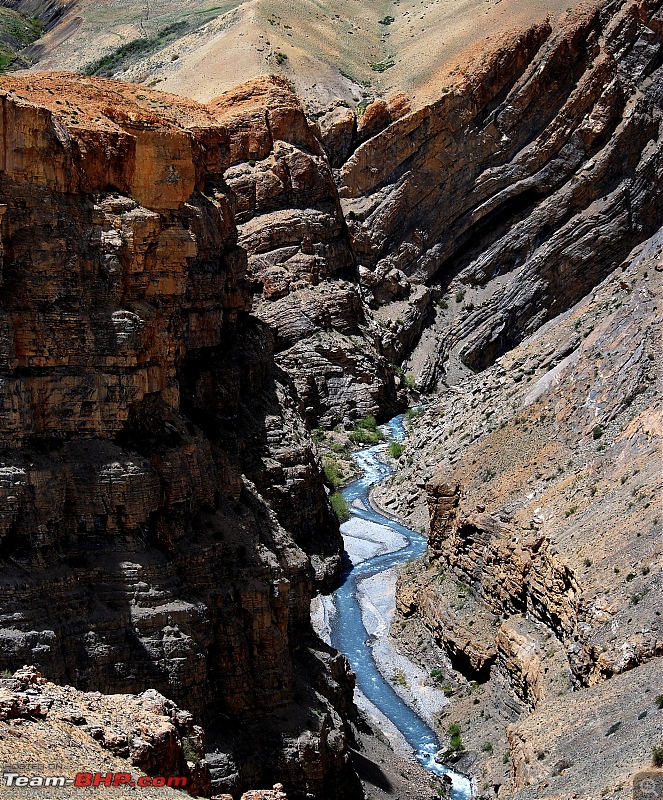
(329, 415, 472, 799)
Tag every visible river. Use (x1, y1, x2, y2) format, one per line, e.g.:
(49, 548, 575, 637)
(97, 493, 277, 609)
(328, 414, 472, 799)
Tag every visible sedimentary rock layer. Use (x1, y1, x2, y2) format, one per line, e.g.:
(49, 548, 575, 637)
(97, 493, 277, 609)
(377, 229, 662, 796)
(0, 74, 361, 799)
(338, 0, 663, 387)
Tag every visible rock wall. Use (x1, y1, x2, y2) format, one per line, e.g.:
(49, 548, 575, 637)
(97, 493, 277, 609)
(0, 75, 361, 799)
(215, 78, 401, 428)
(337, 0, 663, 387)
(379, 229, 662, 796)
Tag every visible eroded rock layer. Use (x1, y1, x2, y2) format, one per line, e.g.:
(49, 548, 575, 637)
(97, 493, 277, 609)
(339, 0, 663, 388)
(376, 231, 662, 797)
(0, 75, 361, 799)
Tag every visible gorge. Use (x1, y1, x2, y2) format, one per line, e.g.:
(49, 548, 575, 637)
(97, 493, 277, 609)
(0, 0, 661, 797)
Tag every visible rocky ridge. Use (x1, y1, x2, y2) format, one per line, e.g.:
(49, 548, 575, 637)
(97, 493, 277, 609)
(0, 74, 362, 799)
(338, 0, 663, 389)
(374, 230, 662, 797)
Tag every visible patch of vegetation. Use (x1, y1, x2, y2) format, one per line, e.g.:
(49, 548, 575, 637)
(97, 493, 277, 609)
(481, 742, 494, 755)
(655, 694, 663, 710)
(449, 733, 464, 752)
(330, 492, 349, 521)
(592, 424, 604, 440)
(455, 288, 466, 303)
(436, 298, 449, 309)
(349, 415, 384, 445)
(652, 743, 663, 768)
(403, 373, 416, 390)
(447, 722, 461, 736)
(387, 439, 404, 459)
(322, 456, 344, 488)
(83, 22, 189, 76)
(181, 736, 199, 763)
(370, 56, 395, 72)
(392, 669, 409, 688)
(404, 407, 424, 422)
(0, 9, 43, 72)
(378, 15, 395, 24)
(274, 51, 288, 65)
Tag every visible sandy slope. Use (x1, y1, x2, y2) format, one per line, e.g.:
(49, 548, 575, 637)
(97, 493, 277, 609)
(27, 0, 584, 110)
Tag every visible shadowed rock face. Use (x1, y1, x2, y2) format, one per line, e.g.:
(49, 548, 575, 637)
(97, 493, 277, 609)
(0, 75, 361, 799)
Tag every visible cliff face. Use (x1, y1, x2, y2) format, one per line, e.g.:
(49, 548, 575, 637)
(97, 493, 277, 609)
(376, 229, 662, 796)
(338, 0, 663, 387)
(213, 79, 401, 427)
(0, 75, 361, 799)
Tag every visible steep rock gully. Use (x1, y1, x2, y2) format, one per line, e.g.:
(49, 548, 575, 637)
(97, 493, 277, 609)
(329, 415, 472, 799)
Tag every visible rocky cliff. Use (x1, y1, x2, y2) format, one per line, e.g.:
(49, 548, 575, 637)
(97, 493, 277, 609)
(0, 74, 361, 799)
(214, 78, 401, 427)
(376, 224, 662, 797)
(338, 0, 663, 389)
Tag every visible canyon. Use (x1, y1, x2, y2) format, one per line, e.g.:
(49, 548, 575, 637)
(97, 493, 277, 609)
(0, 0, 661, 797)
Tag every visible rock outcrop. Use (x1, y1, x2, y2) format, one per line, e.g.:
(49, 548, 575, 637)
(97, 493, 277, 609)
(378, 228, 662, 795)
(215, 77, 401, 427)
(0, 666, 210, 798)
(0, 74, 361, 799)
(339, 0, 663, 388)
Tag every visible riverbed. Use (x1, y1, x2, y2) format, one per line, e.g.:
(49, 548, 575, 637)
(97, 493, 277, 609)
(314, 415, 472, 799)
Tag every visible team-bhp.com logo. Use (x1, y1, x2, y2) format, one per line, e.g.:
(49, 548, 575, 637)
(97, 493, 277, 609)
(2, 772, 187, 789)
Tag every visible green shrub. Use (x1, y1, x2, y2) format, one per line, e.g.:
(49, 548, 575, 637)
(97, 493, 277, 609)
(652, 743, 663, 768)
(455, 288, 466, 303)
(378, 15, 395, 24)
(447, 722, 461, 736)
(322, 457, 344, 488)
(404, 373, 416, 389)
(330, 492, 349, 521)
(655, 694, 663, 709)
(349, 416, 384, 445)
(387, 439, 404, 459)
(592, 425, 604, 440)
(370, 56, 395, 72)
(450, 733, 463, 751)
(481, 742, 494, 755)
(275, 51, 288, 65)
